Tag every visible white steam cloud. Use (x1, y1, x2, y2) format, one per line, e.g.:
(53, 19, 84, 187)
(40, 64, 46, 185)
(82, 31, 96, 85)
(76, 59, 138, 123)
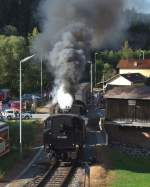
(33, 0, 127, 109)
(57, 84, 73, 110)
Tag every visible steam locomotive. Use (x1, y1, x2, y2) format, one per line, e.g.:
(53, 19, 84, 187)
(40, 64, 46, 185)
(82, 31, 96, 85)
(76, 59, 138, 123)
(43, 83, 90, 160)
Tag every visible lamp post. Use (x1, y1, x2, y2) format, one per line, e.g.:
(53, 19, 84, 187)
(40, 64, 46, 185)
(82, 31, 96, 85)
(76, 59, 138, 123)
(19, 54, 35, 157)
(40, 58, 43, 99)
(90, 62, 93, 95)
(141, 50, 145, 60)
(102, 71, 105, 94)
(94, 52, 99, 86)
(88, 61, 93, 97)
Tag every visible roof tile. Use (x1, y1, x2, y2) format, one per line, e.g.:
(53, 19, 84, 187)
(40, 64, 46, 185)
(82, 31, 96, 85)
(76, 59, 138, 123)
(117, 59, 150, 69)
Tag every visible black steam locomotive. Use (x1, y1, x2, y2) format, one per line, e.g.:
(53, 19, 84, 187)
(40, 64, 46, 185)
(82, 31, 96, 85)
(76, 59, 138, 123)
(43, 114, 87, 160)
(43, 83, 90, 160)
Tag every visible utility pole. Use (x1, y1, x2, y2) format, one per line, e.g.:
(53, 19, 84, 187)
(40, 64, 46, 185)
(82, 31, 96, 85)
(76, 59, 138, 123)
(141, 50, 145, 60)
(94, 52, 98, 86)
(41, 58, 43, 99)
(90, 62, 93, 94)
(102, 72, 105, 94)
(19, 54, 35, 157)
(88, 61, 93, 103)
(19, 60, 22, 157)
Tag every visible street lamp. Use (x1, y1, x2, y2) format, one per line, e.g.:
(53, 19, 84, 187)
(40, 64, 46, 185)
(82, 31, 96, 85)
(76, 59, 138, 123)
(19, 54, 35, 157)
(141, 50, 145, 60)
(88, 61, 93, 95)
(40, 58, 43, 99)
(94, 52, 99, 86)
(102, 71, 105, 94)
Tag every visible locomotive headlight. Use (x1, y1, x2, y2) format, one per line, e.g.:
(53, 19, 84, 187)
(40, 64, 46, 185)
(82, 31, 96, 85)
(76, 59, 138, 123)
(75, 144, 79, 148)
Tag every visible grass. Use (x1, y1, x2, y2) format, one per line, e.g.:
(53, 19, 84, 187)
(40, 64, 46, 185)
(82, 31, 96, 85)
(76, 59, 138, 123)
(0, 120, 40, 180)
(7, 120, 39, 149)
(0, 150, 18, 180)
(109, 150, 150, 187)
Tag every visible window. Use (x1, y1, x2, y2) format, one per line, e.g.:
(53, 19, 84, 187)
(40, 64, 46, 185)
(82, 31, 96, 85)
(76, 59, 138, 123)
(7, 111, 13, 113)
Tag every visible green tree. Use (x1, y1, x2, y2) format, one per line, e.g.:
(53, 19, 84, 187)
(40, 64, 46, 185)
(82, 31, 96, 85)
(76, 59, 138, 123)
(28, 27, 39, 45)
(121, 41, 133, 59)
(103, 63, 116, 81)
(144, 50, 150, 58)
(0, 35, 27, 94)
(22, 60, 51, 94)
(95, 52, 118, 83)
(2, 25, 18, 36)
(96, 60, 104, 83)
(0, 0, 39, 36)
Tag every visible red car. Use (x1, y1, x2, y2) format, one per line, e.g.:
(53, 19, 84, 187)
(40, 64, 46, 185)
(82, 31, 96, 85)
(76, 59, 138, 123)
(10, 101, 25, 111)
(0, 92, 4, 101)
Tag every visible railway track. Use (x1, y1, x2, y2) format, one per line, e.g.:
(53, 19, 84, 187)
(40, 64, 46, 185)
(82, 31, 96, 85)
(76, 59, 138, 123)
(25, 161, 76, 187)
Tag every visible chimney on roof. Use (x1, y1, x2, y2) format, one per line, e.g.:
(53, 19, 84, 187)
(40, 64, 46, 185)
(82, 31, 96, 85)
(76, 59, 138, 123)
(134, 61, 138, 67)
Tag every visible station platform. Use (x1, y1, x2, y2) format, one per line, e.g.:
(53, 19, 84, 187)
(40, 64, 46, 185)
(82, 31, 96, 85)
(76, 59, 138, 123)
(85, 103, 108, 147)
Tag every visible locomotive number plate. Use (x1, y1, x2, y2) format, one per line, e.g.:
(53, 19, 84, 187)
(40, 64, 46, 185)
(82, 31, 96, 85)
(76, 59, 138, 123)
(57, 136, 68, 139)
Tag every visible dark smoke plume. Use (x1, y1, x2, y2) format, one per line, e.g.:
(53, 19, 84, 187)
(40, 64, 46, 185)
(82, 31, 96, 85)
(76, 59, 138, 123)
(32, 0, 126, 109)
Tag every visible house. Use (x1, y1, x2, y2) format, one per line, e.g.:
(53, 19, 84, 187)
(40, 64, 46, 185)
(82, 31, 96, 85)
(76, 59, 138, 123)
(104, 86, 150, 127)
(117, 59, 150, 77)
(106, 73, 145, 87)
(96, 73, 145, 93)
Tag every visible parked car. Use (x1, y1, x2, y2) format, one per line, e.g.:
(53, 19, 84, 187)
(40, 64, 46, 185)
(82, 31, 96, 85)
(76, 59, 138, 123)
(2, 97, 10, 104)
(0, 92, 4, 101)
(22, 94, 42, 102)
(1, 109, 32, 120)
(0, 112, 4, 121)
(10, 101, 25, 111)
(20, 112, 32, 120)
(1, 109, 15, 120)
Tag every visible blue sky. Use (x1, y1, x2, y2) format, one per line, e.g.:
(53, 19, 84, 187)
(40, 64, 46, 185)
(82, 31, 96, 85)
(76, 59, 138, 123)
(126, 0, 150, 14)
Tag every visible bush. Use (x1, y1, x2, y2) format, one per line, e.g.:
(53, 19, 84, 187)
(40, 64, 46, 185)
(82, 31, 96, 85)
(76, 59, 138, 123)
(7, 120, 39, 150)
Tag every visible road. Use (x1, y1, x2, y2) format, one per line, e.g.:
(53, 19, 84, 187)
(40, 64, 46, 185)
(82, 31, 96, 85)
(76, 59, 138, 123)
(32, 113, 50, 121)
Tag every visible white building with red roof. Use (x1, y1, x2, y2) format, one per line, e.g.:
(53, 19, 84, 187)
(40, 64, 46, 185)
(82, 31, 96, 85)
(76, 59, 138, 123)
(117, 59, 150, 77)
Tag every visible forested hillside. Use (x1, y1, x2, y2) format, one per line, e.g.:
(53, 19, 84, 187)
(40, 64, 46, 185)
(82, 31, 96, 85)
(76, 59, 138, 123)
(0, 0, 150, 49)
(0, 0, 52, 95)
(126, 10, 150, 49)
(0, 0, 39, 36)
(0, 0, 150, 94)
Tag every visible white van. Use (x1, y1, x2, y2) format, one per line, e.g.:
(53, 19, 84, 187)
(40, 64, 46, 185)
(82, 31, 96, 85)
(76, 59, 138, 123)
(1, 109, 32, 120)
(1, 109, 16, 120)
